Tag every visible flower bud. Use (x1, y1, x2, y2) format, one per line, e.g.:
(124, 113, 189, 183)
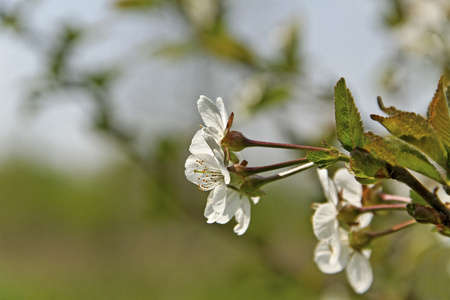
(337, 204, 360, 225)
(406, 203, 446, 224)
(349, 230, 372, 250)
(221, 131, 249, 152)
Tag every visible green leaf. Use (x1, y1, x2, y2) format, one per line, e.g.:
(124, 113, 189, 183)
(370, 112, 448, 171)
(410, 190, 429, 207)
(427, 76, 450, 150)
(334, 78, 367, 152)
(363, 133, 445, 184)
(307, 142, 341, 169)
(349, 147, 389, 184)
(376, 96, 402, 116)
(445, 85, 450, 108)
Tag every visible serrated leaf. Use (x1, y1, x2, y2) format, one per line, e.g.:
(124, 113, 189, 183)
(307, 144, 340, 169)
(349, 147, 390, 184)
(445, 85, 450, 108)
(428, 76, 450, 150)
(363, 133, 445, 184)
(410, 190, 430, 207)
(370, 112, 448, 171)
(377, 96, 402, 116)
(334, 78, 367, 152)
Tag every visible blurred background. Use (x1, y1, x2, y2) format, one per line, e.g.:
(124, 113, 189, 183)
(1, 0, 450, 299)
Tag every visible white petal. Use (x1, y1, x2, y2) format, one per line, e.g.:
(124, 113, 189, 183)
(212, 149, 230, 184)
(327, 233, 342, 265)
(356, 213, 373, 229)
(314, 240, 349, 274)
(184, 153, 224, 191)
(312, 203, 339, 241)
(197, 95, 227, 131)
(233, 198, 251, 235)
(317, 168, 329, 195)
(202, 126, 223, 146)
(189, 130, 213, 154)
(317, 169, 338, 206)
(346, 251, 373, 294)
(204, 191, 216, 223)
(215, 97, 229, 130)
(250, 196, 260, 204)
(334, 168, 363, 206)
(204, 184, 227, 223)
(215, 189, 241, 224)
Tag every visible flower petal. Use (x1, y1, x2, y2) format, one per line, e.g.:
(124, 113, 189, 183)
(334, 168, 363, 206)
(215, 189, 241, 224)
(250, 196, 260, 204)
(197, 95, 227, 131)
(317, 169, 338, 206)
(189, 129, 213, 154)
(204, 184, 227, 223)
(233, 197, 251, 235)
(185, 153, 226, 190)
(346, 251, 373, 294)
(312, 202, 339, 241)
(212, 149, 230, 184)
(327, 233, 342, 265)
(215, 97, 229, 130)
(356, 213, 373, 229)
(314, 240, 349, 274)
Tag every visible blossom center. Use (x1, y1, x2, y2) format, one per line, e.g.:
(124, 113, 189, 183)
(193, 159, 223, 190)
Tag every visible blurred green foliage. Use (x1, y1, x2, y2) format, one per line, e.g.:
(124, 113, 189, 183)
(1, 0, 450, 298)
(1, 147, 449, 299)
(380, 0, 450, 91)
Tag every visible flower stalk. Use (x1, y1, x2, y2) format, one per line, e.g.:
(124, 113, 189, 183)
(242, 137, 327, 151)
(357, 204, 407, 213)
(221, 130, 329, 152)
(379, 194, 411, 203)
(366, 219, 417, 240)
(240, 162, 315, 192)
(229, 157, 309, 177)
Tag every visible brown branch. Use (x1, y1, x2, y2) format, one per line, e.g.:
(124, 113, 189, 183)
(388, 165, 450, 226)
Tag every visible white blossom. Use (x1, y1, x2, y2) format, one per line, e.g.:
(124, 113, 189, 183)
(189, 96, 229, 155)
(314, 229, 373, 294)
(312, 168, 373, 292)
(312, 168, 372, 243)
(185, 144, 257, 235)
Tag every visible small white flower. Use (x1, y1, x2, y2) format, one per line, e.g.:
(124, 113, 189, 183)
(312, 168, 372, 242)
(204, 186, 258, 235)
(314, 229, 373, 294)
(189, 96, 229, 155)
(185, 145, 258, 235)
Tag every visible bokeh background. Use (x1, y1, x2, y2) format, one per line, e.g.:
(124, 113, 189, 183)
(1, 0, 450, 299)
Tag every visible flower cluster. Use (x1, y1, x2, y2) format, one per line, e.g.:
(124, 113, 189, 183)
(184, 92, 429, 295)
(185, 96, 259, 235)
(312, 168, 373, 294)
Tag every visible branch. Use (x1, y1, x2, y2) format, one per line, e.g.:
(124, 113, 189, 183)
(388, 165, 450, 225)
